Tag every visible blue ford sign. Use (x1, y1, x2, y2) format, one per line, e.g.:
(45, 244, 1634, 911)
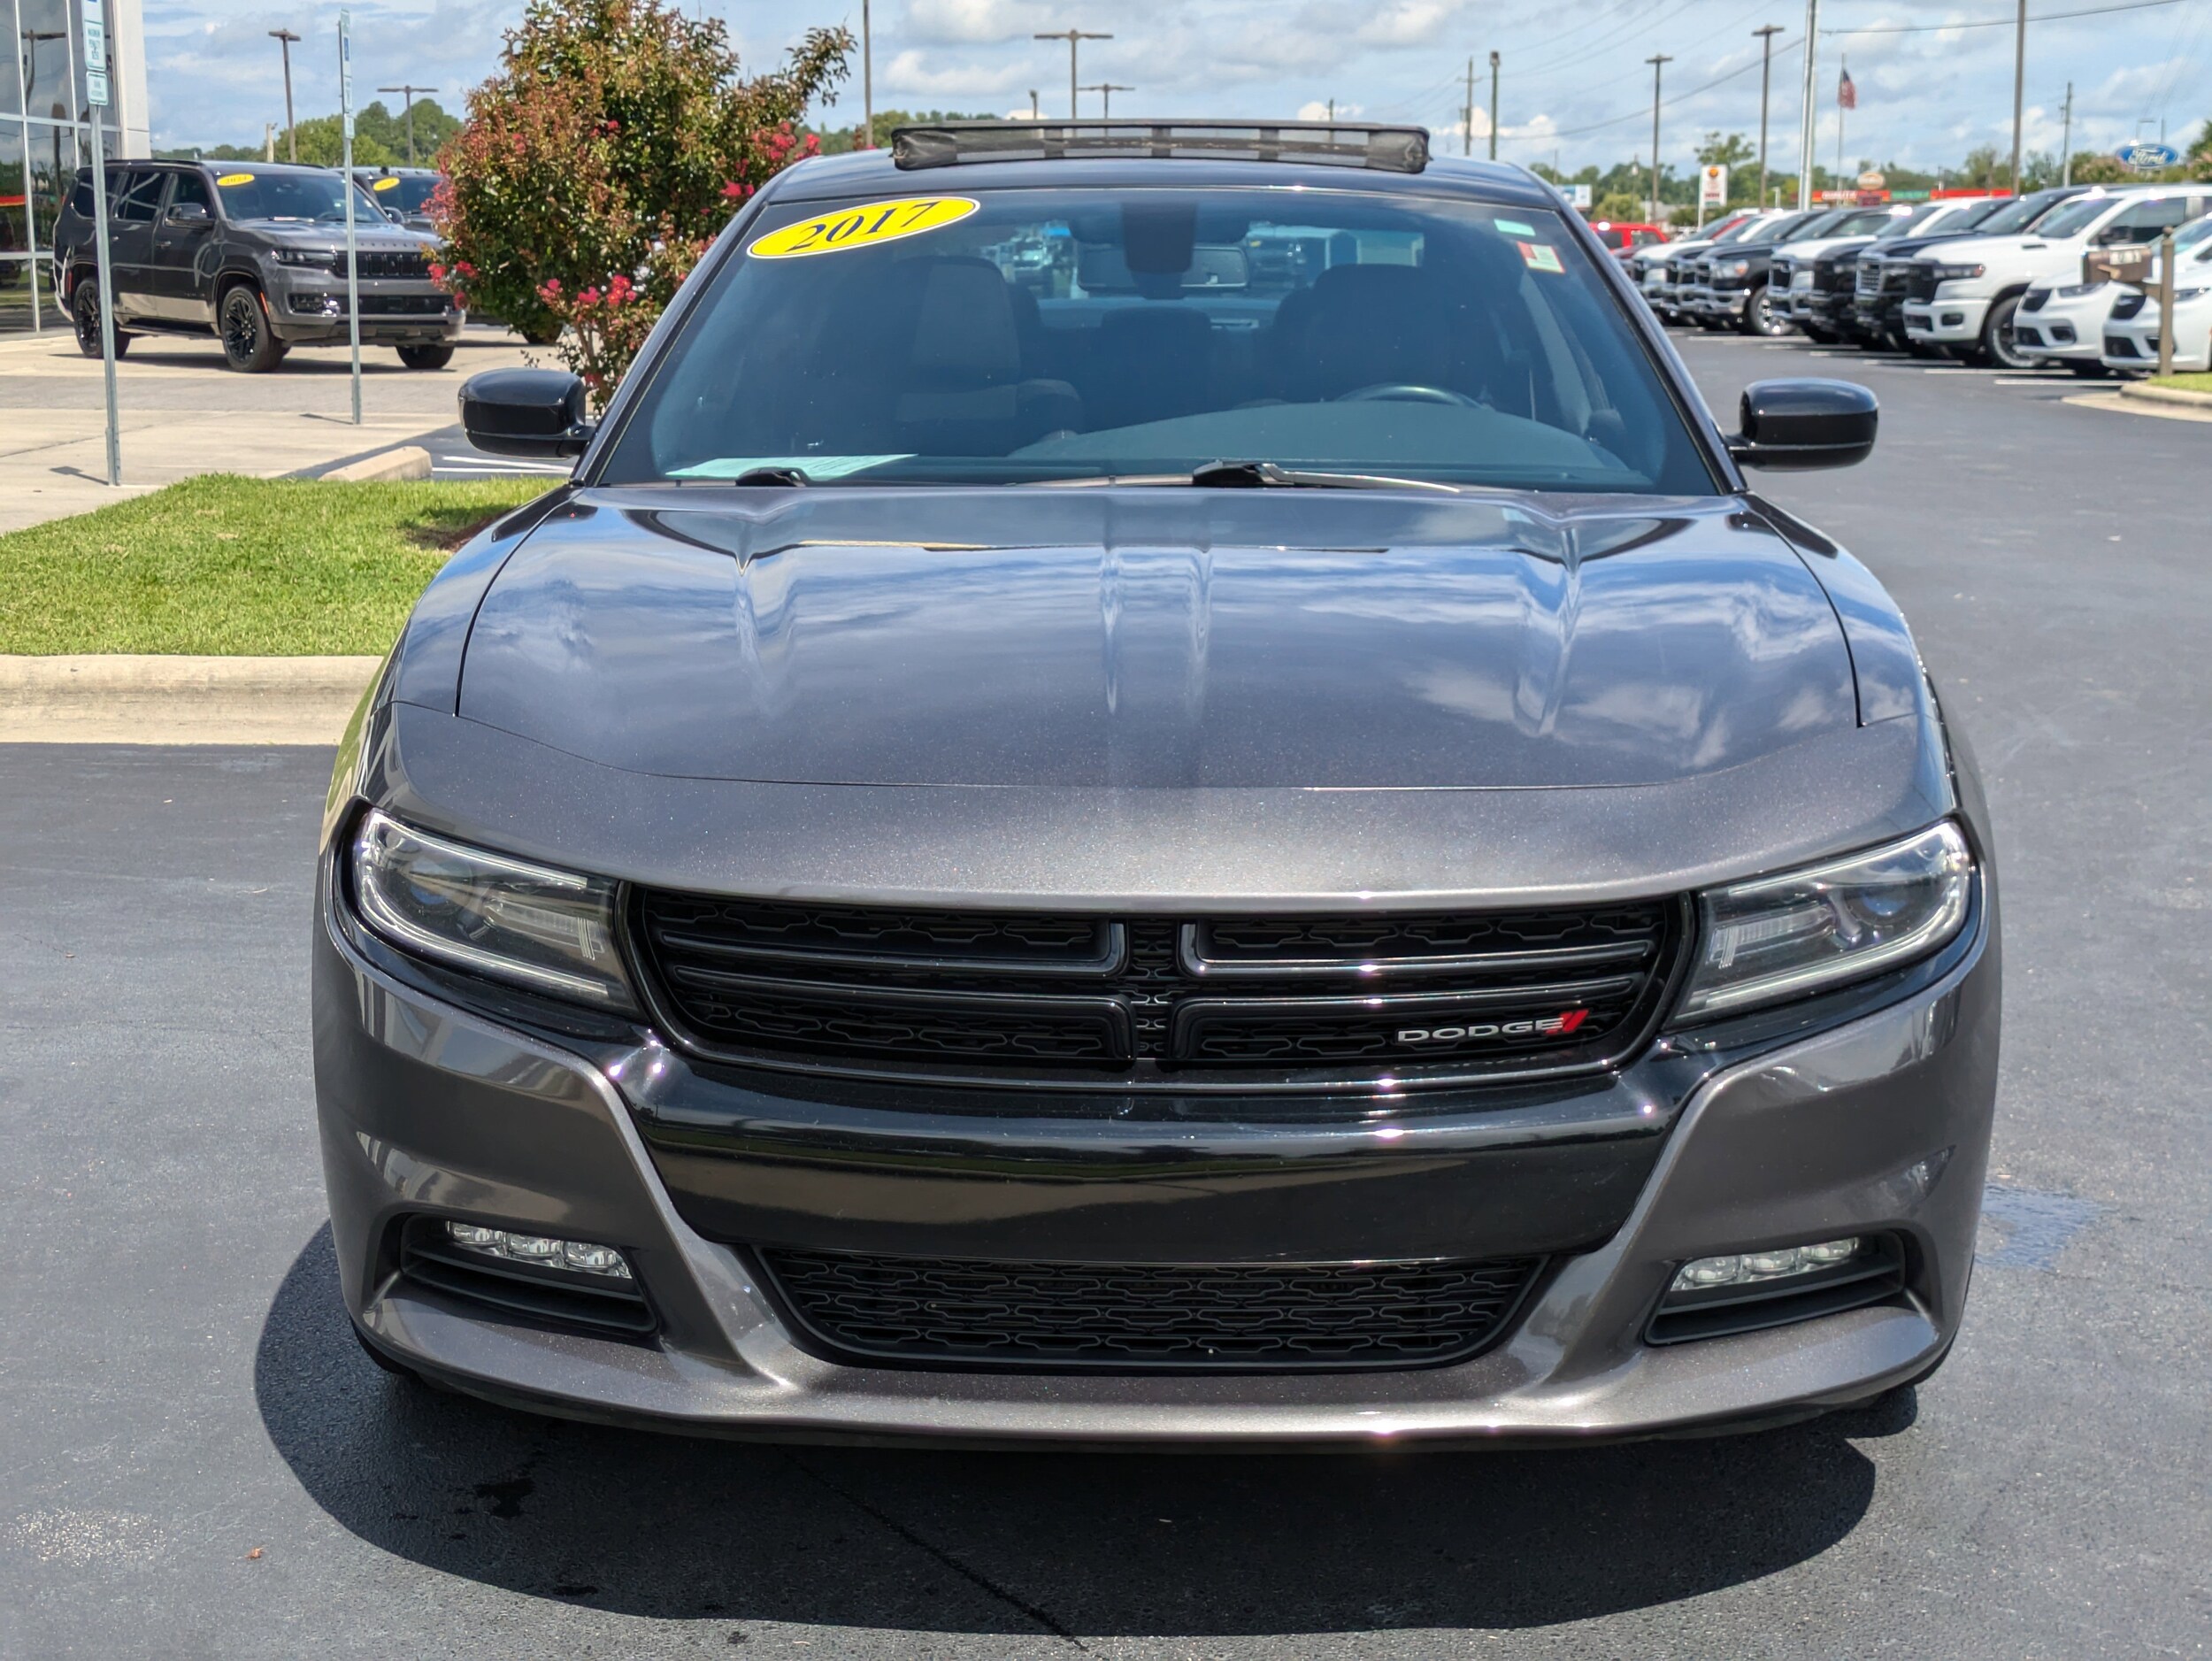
(2116, 141, 2182, 172)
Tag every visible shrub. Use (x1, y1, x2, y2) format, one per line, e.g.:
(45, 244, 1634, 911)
(434, 0, 852, 405)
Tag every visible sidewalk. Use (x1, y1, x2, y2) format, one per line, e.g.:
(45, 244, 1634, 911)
(0, 325, 541, 534)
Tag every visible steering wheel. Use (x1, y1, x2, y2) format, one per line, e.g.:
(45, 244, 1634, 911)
(1333, 383, 1484, 407)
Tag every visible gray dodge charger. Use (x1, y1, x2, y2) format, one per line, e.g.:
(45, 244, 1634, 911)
(315, 121, 1999, 1446)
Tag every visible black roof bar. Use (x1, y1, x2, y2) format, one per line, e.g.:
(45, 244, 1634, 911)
(890, 119, 1431, 175)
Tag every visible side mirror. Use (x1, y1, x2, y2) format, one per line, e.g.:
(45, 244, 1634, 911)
(168, 201, 210, 223)
(1727, 378, 1878, 472)
(458, 367, 596, 459)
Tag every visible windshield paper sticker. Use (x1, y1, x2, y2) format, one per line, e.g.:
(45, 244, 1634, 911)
(1517, 241, 1564, 274)
(1494, 219, 1536, 236)
(215, 173, 255, 187)
(747, 196, 979, 259)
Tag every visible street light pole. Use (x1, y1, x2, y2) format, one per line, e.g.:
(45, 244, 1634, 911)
(1753, 24, 1782, 209)
(1488, 50, 1500, 161)
(1796, 0, 1818, 209)
(2060, 81, 2075, 186)
(376, 85, 438, 165)
(269, 29, 301, 162)
(1646, 54, 1671, 228)
(1079, 82, 1133, 117)
(1463, 57, 1474, 157)
(1033, 29, 1111, 120)
(2009, 0, 2028, 196)
(862, 0, 873, 150)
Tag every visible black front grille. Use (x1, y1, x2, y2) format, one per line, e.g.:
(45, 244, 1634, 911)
(2106, 334, 2139, 358)
(759, 1247, 1541, 1371)
(1904, 265, 1940, 303)
(632, 891, 1684, 1088)
(343, 248, 433, 280)
(358, 292, 450, 315)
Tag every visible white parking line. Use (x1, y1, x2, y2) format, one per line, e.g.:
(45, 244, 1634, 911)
(1993, 376, 2070, 386)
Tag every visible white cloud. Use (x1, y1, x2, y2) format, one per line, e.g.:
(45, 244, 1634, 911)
(904, 0, 1056, 47)
(880, 48, 1036, 99)
(1296, 99, 1364, 120)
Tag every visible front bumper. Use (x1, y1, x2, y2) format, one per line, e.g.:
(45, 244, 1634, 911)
(314, 857, 2000, 1446)
(2102, 315, 2212, 372)
(1904, 294, 1992, 343)
(265, 267, 463, 345)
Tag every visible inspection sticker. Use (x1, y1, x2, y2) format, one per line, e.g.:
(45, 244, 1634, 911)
(748, 196, 979, 259)
(215, 173, 255, 187)
(1517, 241, 1564, 274)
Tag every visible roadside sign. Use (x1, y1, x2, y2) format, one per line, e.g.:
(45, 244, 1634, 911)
(1856, 169, 1886, 190)
(81, 0, 119, 486)
(2116, 141, 2180, 173)
(1699, 165, 1729, 207)
(1566, 182, 1592, 211)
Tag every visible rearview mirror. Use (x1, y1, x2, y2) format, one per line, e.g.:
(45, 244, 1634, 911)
(458, 368, 595, 459)
(1726, 378, 1878, 472)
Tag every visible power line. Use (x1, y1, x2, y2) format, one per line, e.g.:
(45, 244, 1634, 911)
(1495, 35, 1803, 142)
(1823, 0, 2185, 35)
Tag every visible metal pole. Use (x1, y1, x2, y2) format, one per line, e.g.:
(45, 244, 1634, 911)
(1646, 55, 1671, 227)
(2156, 228, 2176, 376)
(2009, 0, 2027, 196)
(2060, 81, 2073, 186)
(1797, 0, 1818, 209)
(1488, 50, 1500, 161)
(379, 86, 438, 165)
(1035, 30, 1110, 121)
(270, 29, 300, 162)
(1754, 25, 1781, 208)
(862, 0, 873, 149)
(1463, 57, 1474, 157)
(1028, 89, 1039, 119)
(83, 0, 119, 486)
(340, 11, 361, 426)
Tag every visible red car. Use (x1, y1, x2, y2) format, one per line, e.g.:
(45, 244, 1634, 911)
(1591, 220, 1671, 257)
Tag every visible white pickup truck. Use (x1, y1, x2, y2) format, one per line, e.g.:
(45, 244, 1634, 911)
(1902, 185, 2212, 367)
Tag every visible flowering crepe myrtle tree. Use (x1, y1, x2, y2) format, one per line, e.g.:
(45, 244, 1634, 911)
(432, 0, 851, 405)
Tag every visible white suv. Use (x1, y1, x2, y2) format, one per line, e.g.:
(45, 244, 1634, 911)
(2020, 212, 2212, 376)
(2101, 215, 2212, 373)
(1902, 186, 2212, 368)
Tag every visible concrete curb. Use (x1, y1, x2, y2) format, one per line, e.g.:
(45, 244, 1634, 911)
(322, 445, 434, 483)
(2120, 381, 2212, 409)
(0, 655, 381, 744)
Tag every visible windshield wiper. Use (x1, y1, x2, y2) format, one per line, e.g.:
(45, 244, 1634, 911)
(1189, 459, 1458, 493)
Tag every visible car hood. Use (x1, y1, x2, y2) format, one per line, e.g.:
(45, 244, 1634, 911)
(1920, 233, 2069, 265)
(448, 488, 1861, 791)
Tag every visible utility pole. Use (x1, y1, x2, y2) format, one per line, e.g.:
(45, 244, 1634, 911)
(1796, 0, 1819, 209)
(1033, 29, 1111, 120)
(269, 28, 301, 162)
(376, 84, 437, 165)
(862, 0, 873, 149)
(1488, 50, 1501, 160)
(1463, 57, 1475, 157)
(2009, 0, 2027, 196)
(1754, 24, 1782, 208)
(1028, 89, 1040, 119)
(1080, 81, 1133, 117)
(2060, 81, 2074, 185)
(1646, 54, 1671, 227)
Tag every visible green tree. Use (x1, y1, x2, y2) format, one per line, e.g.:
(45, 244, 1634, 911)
(437, 0, 851, 402)
(2070, 151, 2131, 184)
(284, 115, 398, 168)
(1955, 145, 2008, 189)
(355, 98, 464, 165)
(811, 107, 995, 154)
(1695, 131, 1755, 170)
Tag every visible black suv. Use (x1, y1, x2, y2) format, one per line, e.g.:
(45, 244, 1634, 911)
(51, 159, 462, 372)
(352, 165, 445, 236)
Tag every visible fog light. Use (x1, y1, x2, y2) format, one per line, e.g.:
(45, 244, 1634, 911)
(1671, 1236, 1863, 1291)
(444, 1220, 634, 1280)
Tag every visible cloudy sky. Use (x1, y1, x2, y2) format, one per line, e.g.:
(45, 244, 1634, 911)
(146, 0, 2209, 175)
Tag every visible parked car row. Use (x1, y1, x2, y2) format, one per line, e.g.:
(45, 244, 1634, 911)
(1625, 184, 2212, 374)
(51, 158, 458, 373)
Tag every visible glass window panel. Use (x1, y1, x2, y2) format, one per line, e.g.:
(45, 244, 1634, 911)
(0, 257, 40, 335)
(27, 119, 76, 243)
(0, 124, 26, 254)
(21, 0, 73, 121)
(3, 0, 26, 120)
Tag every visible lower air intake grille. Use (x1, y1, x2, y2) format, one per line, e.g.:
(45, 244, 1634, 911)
(759, 1249, 1542, 1371)
(632, 892, 1684, 1089)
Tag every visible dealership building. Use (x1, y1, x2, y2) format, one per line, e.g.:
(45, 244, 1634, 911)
(4, 0, 151, 335)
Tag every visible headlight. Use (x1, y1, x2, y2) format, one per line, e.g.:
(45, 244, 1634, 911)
(272, 248, 335, 270)
(1930, 262, 1985, 282)
(1677, 822, 1973, 1019)
(1722, 258, 1751, 278)
(350, 810, 637, 1009)
(2174, 287, 2208, 304)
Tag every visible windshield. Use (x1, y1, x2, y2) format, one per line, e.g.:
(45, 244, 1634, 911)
(213, 168, 388, 224)
(601, 186, 1717, 496)
(1873, 204, 1946, 239)
(361, 173, 441, 214)
(2030, 194, 2124, 239)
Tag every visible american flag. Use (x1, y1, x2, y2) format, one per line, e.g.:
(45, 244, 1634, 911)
(1839, 66, 1857, 110)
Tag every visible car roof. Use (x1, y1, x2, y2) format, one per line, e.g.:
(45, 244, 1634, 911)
(764, 140, 1562, 211)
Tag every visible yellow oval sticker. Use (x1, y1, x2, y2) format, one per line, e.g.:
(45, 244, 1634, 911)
(216, 173, 255, 187)
(747, 196, 979, 260)
(372, 175, 401, 191)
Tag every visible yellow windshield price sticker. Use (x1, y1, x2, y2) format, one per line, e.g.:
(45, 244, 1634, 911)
(372, 176, 400, 191)
(747, 196, 979, 259)
(216, 173, 255, 187)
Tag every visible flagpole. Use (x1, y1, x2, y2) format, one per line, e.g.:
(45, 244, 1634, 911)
(1837, 58, 1846, 188)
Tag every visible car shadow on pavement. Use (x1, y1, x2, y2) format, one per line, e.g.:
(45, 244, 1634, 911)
(259, 1226, 1902, 1637)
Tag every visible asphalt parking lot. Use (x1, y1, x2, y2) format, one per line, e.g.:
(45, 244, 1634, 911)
(3, 332, 2208, 1658)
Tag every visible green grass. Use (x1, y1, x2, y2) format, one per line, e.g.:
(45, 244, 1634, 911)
(0, 474, 550, 655)
(2148, 371, 2212, 394)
